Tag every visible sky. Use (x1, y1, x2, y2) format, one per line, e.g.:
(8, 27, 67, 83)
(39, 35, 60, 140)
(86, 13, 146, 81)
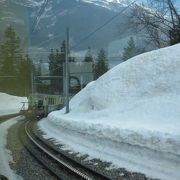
(137, 0, 180, 7)
(176, 0, 180, 6)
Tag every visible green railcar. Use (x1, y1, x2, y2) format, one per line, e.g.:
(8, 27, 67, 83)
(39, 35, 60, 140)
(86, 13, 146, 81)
(28, 94, 65, 117)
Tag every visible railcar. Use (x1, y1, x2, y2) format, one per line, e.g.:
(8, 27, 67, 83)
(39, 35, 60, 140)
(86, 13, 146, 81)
(22, 94, 65, 119)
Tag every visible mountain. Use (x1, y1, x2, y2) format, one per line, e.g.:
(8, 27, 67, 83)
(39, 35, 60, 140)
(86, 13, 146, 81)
(27, 0, 130, 49)
(0, 0, 153, 62)
(0, 0, 30, 48)
(78, 0, 129, 11)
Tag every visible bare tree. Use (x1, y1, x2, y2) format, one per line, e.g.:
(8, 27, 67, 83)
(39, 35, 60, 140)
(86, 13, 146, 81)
(130, 0, 180, 48)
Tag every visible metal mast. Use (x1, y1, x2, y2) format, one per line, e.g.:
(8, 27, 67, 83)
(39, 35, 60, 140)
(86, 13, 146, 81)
(65, 27, 70, 113)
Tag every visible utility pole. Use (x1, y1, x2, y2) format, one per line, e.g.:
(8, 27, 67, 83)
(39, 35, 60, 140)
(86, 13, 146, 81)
(80, 75, 83, 90)
(65, 27, 70, 113)
(63, 62, 66, 97)
(31, 73, 34, 94)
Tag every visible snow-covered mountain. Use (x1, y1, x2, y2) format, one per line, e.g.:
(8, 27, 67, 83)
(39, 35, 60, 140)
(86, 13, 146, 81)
(79, 0, 129, 11)
(13, 0, 129, 10)
(0, 0, 152, 60)
(25, 0, 131, 48)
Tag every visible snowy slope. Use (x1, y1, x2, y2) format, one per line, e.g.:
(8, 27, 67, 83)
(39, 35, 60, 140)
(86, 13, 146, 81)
(81, 0, 128, 11)
(14, 0, 128, 9)
(12, 0, 44, 7)
(0, 116, 24, 180)
(0, 93, 27, 116)
(39, 44, 180, 179)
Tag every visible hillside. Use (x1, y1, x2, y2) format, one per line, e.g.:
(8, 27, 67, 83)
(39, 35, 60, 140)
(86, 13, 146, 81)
(0, 0, 152, 59)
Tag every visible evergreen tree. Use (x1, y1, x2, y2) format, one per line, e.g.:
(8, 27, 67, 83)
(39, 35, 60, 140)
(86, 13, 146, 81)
(37, 59, 42, 76)
(48, 49, 55, 76)
(34, 59, 44, 94)
(48, 41, 66, 76)
(169, 25, 180, 45)
(48, 49, 63, 76)
(0, 25, 32, 96)
(18, 54, 33, 96)
(0, 26, 22, 75)
(122, 37, 144, 61)
(48, 40, 75, 93)
(60, 40, 66, 56)
(94, 48, 108, 79)
(59, 40, 75, 62)
(55, 49, 63, 76)
(48, 41, 66, 93)
(84, 47, 93, 62)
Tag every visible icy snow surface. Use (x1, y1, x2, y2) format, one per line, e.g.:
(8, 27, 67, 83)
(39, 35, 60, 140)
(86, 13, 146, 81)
(0, 116, 24, 180)
(0, 93, 27, 116)
(39, 44, 180, 180)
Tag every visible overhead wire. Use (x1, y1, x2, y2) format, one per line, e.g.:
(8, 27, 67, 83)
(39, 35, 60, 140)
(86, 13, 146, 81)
(1, 2, 136, 82)
(31, 0, 138, 49)
(32, 0, 49, 33)
(37, 33, 64, 47)
(70, 0, 138, 50)
(1, 1, 138, 62)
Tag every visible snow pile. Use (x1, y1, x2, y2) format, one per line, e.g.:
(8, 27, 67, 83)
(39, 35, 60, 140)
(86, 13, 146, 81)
(0, 93, 27, 116)
(0, 116, 24, 180)
(39, 44, 180, 180)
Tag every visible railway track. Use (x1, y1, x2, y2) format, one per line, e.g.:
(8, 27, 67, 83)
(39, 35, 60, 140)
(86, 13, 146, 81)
(21, 119, 111, 180)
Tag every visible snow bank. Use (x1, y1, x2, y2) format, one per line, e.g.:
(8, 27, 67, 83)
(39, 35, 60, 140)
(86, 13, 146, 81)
(0, 116, 24, 180)
(39, 44, 180, 180)
(0, 93, 27, 116)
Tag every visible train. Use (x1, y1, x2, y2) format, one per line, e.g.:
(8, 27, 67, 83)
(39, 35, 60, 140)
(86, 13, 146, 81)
(20, 94, 66, 119)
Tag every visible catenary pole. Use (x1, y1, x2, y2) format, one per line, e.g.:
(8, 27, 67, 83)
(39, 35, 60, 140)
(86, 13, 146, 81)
(65, 27, 70, 113)
(31, 73, 34, 94)
(63, 62, 66, 98)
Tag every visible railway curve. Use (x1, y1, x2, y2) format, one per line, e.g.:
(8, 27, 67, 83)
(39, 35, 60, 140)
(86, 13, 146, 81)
(21, 119, 111, 180)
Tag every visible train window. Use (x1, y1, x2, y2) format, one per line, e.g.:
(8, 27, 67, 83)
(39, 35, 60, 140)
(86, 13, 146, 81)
(48, 97, 55, 105)
(48, 98, 51, 105)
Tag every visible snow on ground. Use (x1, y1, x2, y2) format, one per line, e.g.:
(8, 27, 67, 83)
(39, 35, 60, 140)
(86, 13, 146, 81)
(0, 116, 24, 180)
(39, 43, 180, 180)
(0, 93, 27, 116)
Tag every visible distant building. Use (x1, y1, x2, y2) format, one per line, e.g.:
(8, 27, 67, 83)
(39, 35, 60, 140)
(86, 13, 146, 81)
(34, 61, 94, 95)
(69, 62, 94, 89)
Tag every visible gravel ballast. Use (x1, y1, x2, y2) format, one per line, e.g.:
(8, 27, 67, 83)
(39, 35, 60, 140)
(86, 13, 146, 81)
(3, 116, 158, 180)
(6, 117, 58, 180)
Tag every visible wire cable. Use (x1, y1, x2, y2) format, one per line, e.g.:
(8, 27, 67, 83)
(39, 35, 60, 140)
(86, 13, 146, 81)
(32, 0, 49, 33)
(70, 0, 138, 50)
(32, 0, 137, 48)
